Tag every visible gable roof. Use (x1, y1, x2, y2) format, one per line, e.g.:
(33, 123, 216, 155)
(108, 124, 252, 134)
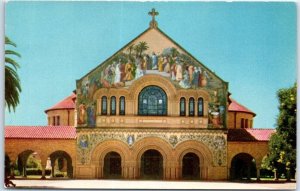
(45, 93, 76, 113)
(77, 25, 228, 86)
(5, 126, 76, 139)
(228, 128, 275, 142)
(228, 97, 256, 116)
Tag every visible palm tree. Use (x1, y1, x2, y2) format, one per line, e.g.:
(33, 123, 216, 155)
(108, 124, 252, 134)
(138, 41, 149, 57)
(170, 47, 179, 57)
(127, 44, 134, 57)
(5, 36, 21, 112)
(133, 44, 141, 58)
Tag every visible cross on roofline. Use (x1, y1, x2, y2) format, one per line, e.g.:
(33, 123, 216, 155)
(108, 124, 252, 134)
(148, 8, 159, 28)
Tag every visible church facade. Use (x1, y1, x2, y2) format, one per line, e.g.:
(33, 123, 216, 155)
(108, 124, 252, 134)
(5, 9, 274, 181)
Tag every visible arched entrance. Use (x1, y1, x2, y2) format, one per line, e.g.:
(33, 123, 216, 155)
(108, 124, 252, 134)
(17, 150, 45, 178)
(230, 153, 257, 180)
(49, 151, 73, 178)
(182, 152, 200, 180)
(138, 85, 167, 116)
(140, 149, 163, 179)
(103, 152, 122, 179)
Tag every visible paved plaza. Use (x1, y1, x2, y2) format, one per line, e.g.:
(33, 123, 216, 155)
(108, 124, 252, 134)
(6, 179, 296, 190)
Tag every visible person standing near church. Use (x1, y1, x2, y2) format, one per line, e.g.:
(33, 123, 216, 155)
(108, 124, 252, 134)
(192, 67, 200, 87)
(188, 65, 194, 83)
(158, 56, 164, 72)
(175, 61, 183, 81)
(163, 56, 171, 73)
(124, 61, 134, 81)
(114, 62, 121, 84)
(151, 52, 158, 70)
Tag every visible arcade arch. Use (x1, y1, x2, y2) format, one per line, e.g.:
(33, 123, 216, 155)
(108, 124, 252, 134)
(230, 153, 257, 180)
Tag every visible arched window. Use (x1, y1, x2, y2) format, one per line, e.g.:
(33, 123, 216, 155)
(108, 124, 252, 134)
(101, 96, 107, 115)
(138, 85, 167, 116)
(198, 97, 204, 117)
(180, 97, 186, 116)
(56, 116, 60, 125)
(119, 96, 125, 115)
(110, 96, 116, 115)
(189, 97, 195, 116)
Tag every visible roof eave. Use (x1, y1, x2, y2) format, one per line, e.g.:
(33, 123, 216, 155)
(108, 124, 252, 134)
(228, 110, 256, 117)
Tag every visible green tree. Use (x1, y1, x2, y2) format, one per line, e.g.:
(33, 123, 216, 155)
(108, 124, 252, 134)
(133, 41, 149, 58)
(262, 83, 296, 180)
(137, 41, 149, 57)
(5, 36, 21, 112)
(127, 44, 135, 57)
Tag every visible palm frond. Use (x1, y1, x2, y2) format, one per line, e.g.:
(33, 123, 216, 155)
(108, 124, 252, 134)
(5, 50, 21, 58)
(5, 36, 21, 112)
(5, 36, 17, 47)
(5, 67, 21, 112)
(5, 57, 20, 70)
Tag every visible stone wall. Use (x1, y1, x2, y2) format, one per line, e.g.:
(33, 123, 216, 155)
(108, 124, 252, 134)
(5, 139, 76, 172)
(228, 112, 254, 129)
(46, 109, 75, 126)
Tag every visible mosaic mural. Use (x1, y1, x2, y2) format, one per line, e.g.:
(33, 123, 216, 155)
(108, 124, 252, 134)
(77, 130, 227, 166)
(76, 41, 228, 127)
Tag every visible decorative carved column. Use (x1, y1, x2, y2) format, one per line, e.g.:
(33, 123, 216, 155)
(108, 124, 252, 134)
(98, 164, 103, 179)
(167, 161, 177, 180)
(126, 161, 136, 179)
(176, 166, 182, 180)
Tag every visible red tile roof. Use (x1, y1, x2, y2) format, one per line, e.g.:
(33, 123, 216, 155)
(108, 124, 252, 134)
(228, 128, 275, 142)
(5, 126, 76, 139)
(45, 93, 76, 113)
(245, 128, 275, 141)
(228, 98, 256, 116)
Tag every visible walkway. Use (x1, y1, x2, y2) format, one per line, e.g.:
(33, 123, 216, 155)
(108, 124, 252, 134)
(9, 179, 296, 190)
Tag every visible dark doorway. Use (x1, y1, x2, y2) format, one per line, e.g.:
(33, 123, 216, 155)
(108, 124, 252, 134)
(230, 153, 257, 180)
(182, 153, 200, 180)
(103, 152, 122, 179)
(140, 149, 163, 179)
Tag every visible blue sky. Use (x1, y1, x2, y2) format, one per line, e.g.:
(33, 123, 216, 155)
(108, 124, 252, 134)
(5, 2, 296, 128)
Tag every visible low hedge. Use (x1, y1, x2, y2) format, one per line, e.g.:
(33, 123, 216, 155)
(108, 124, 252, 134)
(25, 169, 51, 176)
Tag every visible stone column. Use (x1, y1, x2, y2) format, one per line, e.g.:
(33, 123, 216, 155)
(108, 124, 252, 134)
(176, 165, 181, 180)
(20, 155, 27, 178)
(9, 157, 17, 179)
(163, 165, 167, 180)
(40, 158, 47, 180)
(51, 165, 55, 178)
(169, 166, 176, 180)
(126, 161, 136, 179)
(256, 168, 261, 181)
(255, 161, 261, 181)
(98, 164, 103, 179)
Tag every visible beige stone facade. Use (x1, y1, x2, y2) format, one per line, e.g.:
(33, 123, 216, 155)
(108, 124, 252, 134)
(228, 112, 254, 129)
(47, 110, 74, 126)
